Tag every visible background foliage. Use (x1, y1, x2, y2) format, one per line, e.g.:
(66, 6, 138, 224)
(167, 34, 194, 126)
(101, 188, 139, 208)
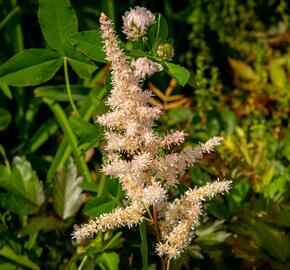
(0, 0, 289, 269)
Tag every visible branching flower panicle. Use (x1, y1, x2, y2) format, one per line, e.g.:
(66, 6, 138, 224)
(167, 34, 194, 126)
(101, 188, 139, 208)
(73, 8, 232, 263)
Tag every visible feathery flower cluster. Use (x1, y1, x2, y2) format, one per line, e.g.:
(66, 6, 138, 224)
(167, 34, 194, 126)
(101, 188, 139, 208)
(73, 10, 231, 260)
(122, 6, 155, 41)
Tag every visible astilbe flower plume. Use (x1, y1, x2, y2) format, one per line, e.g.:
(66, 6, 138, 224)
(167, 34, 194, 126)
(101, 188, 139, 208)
(73, 11, 231, 261)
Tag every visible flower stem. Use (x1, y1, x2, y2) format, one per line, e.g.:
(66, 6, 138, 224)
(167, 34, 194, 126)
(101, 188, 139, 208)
(64, 57, 79, 116)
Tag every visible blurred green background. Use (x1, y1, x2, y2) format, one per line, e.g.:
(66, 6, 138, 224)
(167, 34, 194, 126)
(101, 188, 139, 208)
(0, 0, 289, 269)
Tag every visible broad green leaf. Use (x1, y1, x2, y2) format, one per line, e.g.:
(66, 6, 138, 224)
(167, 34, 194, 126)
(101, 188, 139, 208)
(0, 193, 38, 215)
(96, 252, 119, 270)
(34, 85, 91, 101)
(260, 204, 290, 228)
(0, 49, 62, 86)
(53, 157, 84, 219)
(38, 0, 78, 53)
(262, 174, 289, 202)
(13, 157, 45, 207)
(69, 30, 107, 63)
(164, 62, 190, 86)
(0, 246, 40, 270)
(207, 198, 230, 220)
(0, 157, 45, 214)
(65, 46, 97, 78)
(83, 197, 118, 217)
(190, 165, 210, 185)
(230, 180, 250, 205)
(69, 116, 103, 151)
(0, 108, 12, 131)
(22, 216, 66, 236)
(251, 221, 290, 262)
(167, 106, 192, 125)
(79, 181, 99, 192)
(196, 220, 231, 245)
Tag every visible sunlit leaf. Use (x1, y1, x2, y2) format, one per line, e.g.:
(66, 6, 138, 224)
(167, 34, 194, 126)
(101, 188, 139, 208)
(38, 0, 78, 53)
(0, 157, 45, 214)
(53, 157, 84, 219)
(96, 252, 119, 270)
(0, 246, 40, 270)
(269, 59, 287, 89)
(69, 30, 107, 63)
(83, 197, 118, 217)
(228, 57, 259, 81)
(69, 116, 103, 151)
(196, 220, 231, 245)
(164, 62, 190, 86)
(65, 45, 97, 78)
(0, 49, 62, 86)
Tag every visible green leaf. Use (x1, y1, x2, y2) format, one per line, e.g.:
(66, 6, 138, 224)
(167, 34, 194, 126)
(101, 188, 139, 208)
(195, 220, 231, 245)
(0, 193, 38, 215)
(207, 198, 230, 220)
(35, 85, 91, 101)
(0, 82, 12, 99)
(69, 116, 103, 151)
(101, 232, 124, 251)
(0, 49, 62, 86)
(12, 157, 45, 207)
(139, 222, 148, 270)
(228, 57, 259, 81)
(220, 108, 238, 135)
(53, 157, 84, 219)
(22, 216, 66, 236)
(164, 62, 190, 86)
(230, 180, 250, 205)
(69, 30, 107, 63)
(260, 204, 290, 228)
(44, 99, 92, 183)
(38, 0, 78, 53)
(79, 181, 99, 192)
(147, 13, 168, 46)
(0, 246, 40, 270)
(83, 197, 118, 217)
(269, 59, 287, 89)
(96, 252, 119, 270)
(251, 221, 290, 262)
(65, 46, 97, 78)
(0, 263, 16, 270)
(167, 106, 192, 125)
(0, 157, 45, 214)
(0, 108, 12, 131)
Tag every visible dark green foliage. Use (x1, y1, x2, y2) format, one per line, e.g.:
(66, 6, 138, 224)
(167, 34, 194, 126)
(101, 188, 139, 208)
(0, 0, 289, 269)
